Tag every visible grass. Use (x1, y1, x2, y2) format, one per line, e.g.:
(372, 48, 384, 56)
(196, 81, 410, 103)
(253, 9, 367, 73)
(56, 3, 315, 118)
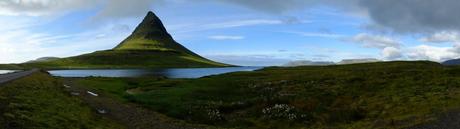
(0, 64, 24, 70)
(115, 38, 179, 52)
(74, 61, 460, 129)
(21, 50, 230, 69)
(0, 71, 125, 129)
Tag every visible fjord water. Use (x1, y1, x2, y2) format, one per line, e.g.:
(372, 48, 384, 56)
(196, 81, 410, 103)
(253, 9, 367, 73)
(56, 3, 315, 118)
(48, 67, 262, 78)
(0, 70, 16, 74)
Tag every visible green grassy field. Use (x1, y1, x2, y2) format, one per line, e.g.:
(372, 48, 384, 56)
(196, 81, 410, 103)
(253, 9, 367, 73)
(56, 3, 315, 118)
(21, 50, 229, 69)
(74, 61, 460, 129)
(0, 71, 125, 129)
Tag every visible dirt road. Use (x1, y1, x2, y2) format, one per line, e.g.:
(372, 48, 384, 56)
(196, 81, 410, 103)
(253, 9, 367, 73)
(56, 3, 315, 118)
(0, 69, 38, 84)
(61, 78, 212, 129)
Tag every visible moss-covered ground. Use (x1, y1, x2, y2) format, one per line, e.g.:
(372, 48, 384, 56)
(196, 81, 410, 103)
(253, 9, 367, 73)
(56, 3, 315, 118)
(0, 71, 124, 129)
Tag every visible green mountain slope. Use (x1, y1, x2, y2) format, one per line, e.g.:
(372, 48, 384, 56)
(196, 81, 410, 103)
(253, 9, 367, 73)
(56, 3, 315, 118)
(25, 50, 227, 69)
(23, 11, 230, 69)
(114, 12, 197, 54)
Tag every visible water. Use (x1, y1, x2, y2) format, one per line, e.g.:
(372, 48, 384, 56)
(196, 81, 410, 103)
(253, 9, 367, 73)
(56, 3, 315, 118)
(48, 67, 262, 78)
(0, 70, 17, 75)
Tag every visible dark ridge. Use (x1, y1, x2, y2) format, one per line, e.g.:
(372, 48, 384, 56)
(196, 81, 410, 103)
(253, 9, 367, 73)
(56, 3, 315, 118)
(442, 59, 460, 66)
(130, 11, 172, 40)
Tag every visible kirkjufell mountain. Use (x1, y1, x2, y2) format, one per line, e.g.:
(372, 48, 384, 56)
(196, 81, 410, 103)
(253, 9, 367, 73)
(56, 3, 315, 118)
(23, 11, 230, 69)
(114, 11, 201, 56)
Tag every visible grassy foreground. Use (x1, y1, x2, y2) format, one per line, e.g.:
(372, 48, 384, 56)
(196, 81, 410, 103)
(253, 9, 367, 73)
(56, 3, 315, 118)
(0, 71, 124, 129)
(75, 61, 460, 129)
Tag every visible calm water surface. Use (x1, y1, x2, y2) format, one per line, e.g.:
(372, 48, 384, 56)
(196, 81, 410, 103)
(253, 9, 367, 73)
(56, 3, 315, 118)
(48, 67, 262, 78)
(0, 70, 17, 75)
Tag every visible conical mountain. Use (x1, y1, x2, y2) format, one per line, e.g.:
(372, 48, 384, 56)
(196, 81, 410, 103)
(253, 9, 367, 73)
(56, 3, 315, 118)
(23, 11, 231, 69)
(114, 11, 200, 57)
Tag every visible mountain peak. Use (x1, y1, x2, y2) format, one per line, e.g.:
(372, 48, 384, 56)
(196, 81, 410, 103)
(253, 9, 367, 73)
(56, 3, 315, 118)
(113, 11, 197, 56)
(130, 11, 170, 40)
(147, 11, 154, 15)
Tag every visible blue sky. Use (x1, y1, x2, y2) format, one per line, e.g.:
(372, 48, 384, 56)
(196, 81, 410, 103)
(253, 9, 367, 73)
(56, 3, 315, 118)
(1, 0, 460, 66)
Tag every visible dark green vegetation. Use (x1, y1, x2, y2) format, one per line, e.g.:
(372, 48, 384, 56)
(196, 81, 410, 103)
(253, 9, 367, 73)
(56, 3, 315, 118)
(75, 61, 460, 129)
(20, 11, 229, 69)
(22, 50, 226, 69)
(0, 64, 24, 70)
(0, 72, 124, 129)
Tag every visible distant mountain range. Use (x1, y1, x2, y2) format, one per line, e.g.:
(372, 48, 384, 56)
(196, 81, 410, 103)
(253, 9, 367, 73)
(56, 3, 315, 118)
(21, 11, 230, 69)
(442, 58, 460, 65)
(283, 58, 381, 67)
(285, 58, 460, 66)
(283, 60, 335, 66)
(338, 58, 380, 65)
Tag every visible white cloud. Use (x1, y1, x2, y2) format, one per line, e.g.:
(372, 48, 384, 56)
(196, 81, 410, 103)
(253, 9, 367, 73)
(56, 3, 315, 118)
(348, 33, 401, 49)
(206, 54, 289, 66)
(207, 19, 283, 28)
(346, 33, 407, 61)
(283, 31, 345, 38)
(209, 35, 245, 40)
(419, 31, 460, 43)
(346, 33, 460, 61)
(214, 0, 316, 14)
(407, 45, 460, 61)
(0, 30, 61, 63)
(382, 47, 402, 60)
(218, 0, 460, 33)
(5, 0, 460, 34)
(203, 50, 312, 66)
(170, 19, 286, 33)
(0, 0, 162, 21)
(0, 0, 96, 16)
(91, 0, 162, 21)
(0, 22, 130, 63)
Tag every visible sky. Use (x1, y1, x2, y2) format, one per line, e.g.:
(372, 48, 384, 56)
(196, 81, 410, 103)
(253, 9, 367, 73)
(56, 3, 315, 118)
(1, 0, 460, 66)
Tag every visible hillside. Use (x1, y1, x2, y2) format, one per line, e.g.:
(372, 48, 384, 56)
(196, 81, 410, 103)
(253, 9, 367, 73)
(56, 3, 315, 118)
(25, 57, 60, 63)
(0, 71, 124, 129)
(22, 11, 230, 69)
(0, 64, 24, 70)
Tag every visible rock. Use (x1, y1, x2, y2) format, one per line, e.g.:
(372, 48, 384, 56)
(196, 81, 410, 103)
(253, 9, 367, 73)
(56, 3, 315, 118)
(87, 91, 98, 96)
(70, 92, 80, 96)
(97, 109, 108, 114)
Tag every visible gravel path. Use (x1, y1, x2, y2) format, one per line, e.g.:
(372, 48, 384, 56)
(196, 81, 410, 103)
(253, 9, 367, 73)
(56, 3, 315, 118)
(407, 110, 460, 129)
(62, 78, 212, 129)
